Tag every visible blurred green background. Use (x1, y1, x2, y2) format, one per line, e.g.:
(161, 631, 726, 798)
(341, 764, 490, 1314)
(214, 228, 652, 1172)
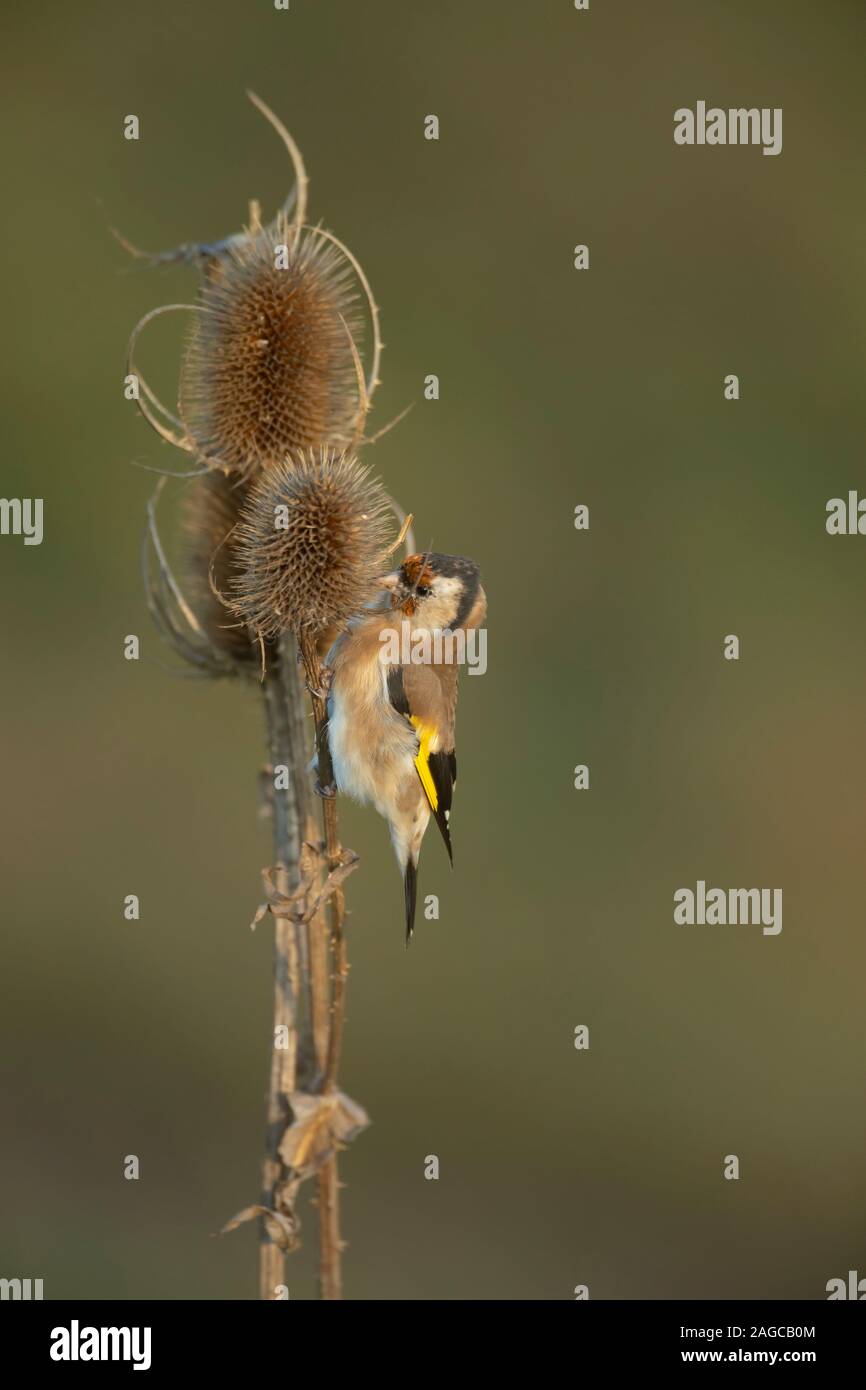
(2, 0, 865, 1300)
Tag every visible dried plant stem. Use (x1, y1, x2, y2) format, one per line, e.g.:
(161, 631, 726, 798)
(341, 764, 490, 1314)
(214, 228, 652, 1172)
(316, 1161, 343, 1301)
(258, 638, 309, 1300)
(280, 638, 317, 1079)
(305, 820, 332, 1076)
(298, 630, 350, 1301)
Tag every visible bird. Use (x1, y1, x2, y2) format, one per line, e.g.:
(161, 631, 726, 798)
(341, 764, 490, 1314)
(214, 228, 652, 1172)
(322, 551, 486, 940)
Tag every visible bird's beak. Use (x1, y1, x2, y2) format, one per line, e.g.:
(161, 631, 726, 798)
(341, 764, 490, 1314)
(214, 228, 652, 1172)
(378, 571, 400, 591)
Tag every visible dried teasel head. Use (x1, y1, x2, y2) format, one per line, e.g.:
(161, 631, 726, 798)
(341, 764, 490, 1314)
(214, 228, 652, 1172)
(182, 470, 260, 668)
(180, 216, 367, 474)
(227, 448, 394, 641)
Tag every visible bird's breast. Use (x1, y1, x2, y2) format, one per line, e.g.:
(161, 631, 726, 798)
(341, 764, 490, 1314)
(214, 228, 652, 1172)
(328, 663, 417, 818)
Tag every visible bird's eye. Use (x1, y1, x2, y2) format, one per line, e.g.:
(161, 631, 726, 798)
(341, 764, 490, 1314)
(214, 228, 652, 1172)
(415, 585, 431, 598)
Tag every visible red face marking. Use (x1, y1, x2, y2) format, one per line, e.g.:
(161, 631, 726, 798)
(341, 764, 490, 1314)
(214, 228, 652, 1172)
(402, 554, 436, 589)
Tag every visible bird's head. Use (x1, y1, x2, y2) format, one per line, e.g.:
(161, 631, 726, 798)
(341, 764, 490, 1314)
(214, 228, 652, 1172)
(380, 551, 483, 630)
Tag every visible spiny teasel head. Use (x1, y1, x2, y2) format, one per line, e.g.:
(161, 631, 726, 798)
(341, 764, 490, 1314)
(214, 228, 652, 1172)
(182, 470, 260, 668)
(180, 216, 366, 475)
(227, 448, 394, 640)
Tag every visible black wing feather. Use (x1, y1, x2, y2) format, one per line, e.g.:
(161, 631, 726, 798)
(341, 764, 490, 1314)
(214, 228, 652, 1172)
(387, 666, 412, 717)
(387, 665, 455, 862)
(425, 750, 455, 863)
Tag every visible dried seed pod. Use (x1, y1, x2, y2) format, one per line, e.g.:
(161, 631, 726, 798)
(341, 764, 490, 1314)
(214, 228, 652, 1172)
(229, 448, 393, 639)
(180, 217, 364, 474)
(183, 470, 259, 667)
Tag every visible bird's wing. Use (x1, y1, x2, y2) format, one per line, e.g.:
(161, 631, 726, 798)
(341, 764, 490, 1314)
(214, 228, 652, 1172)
(387, 661, 458, 862)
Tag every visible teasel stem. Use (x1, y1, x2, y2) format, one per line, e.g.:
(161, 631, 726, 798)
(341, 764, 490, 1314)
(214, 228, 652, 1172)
(280, 636, 322, 1088)
(316, 1160, 343, 1302)
(258, 635, 311, 1300)
(305, 809, 332, 1077)
(297, 632, 347, 1088)
(297, 628, 349, 1300)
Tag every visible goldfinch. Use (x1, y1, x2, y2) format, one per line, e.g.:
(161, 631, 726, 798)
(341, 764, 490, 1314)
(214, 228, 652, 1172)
(323, 552, 486, 940)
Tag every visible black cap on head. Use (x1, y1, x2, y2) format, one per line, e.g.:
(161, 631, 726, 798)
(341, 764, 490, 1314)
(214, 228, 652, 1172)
(399, 551, 481, 629)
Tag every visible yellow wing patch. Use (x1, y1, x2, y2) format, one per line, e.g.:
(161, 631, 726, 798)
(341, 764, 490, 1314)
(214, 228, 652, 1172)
(410, 716, 439, 810)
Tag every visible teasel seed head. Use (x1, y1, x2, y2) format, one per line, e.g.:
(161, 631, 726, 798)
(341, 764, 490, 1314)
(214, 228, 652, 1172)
(181, 216, 365, 474)
(183, 470, 260, 667)
(228, 448, 393, 640)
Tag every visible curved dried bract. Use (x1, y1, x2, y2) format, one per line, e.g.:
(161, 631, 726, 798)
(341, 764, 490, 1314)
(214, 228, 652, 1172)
(383, 496, 416, 557)
(246, 90, 308, 247)
(128, 303, 244, 479)
(142, 479, 241, 677)
(227, 448, 394, 640)
(339, 313, 369, 453)
(180, 219, 365, 474)
(362, 402, 414, 450)
(299, 223, 382, 405)
(138, 375, 184, 431)
(131, 459, 214, 480)
(127, 304, 203, 452)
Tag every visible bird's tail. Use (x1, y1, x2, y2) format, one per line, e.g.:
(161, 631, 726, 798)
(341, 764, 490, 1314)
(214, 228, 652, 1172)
(403, 857, 418, 944)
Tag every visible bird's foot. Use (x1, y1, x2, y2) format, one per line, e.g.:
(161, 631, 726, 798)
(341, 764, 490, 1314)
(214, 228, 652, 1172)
(305, 665, 333, 701)
(314, 779, 337, 799)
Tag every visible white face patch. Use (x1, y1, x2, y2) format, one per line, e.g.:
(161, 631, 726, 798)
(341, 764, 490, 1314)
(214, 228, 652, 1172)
(416, 575, 463, 629)
(431, 576, 461, 601)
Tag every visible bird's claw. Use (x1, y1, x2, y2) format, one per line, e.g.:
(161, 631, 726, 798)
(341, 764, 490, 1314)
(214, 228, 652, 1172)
(314, 779, 337, 799)
(305, 665, 334, 701)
